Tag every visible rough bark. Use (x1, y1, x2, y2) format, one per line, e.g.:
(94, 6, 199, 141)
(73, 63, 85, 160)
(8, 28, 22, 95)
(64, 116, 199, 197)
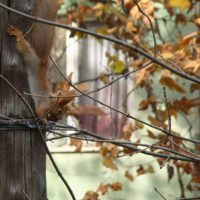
(0, 1, 46, 199)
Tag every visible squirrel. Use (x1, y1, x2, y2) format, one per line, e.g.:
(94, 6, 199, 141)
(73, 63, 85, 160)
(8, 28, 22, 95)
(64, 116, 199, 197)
(7, 0, 75, 122)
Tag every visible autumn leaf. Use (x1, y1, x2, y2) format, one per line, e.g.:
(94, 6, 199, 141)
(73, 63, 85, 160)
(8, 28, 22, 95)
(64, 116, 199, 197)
(123, 123, 136, 140)
(110, 60, 126, 73)
(110, 145, 118, 159)
(169, 0, 191, 10)
(172, 97, 200, 114)
(136, 165, 146, 176)
(69, 137, 82, 152)
(159, 76, 187, 93)
(110, 182, 122, 191)
(97, 184, 110, 195)
(100, 72, 110, 84)
(148, 116, 168, 129)
(145, 165, 154, 173)
(124, 171, 134, 182)
(167, 164, 174, 182)
(102, 156, 118, 170)
(139, 99, 149, 110)
(82, 191, 99, 200)
(99, 146, 108, 157)
(147, 130, 157, 139)
(76, 82, 90, 91)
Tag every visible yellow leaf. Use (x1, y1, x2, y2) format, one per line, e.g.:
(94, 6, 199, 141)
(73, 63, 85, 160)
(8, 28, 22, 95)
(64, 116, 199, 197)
(107, 55, 118, 65)
(169, 0, 191, 10)
(110, 60, 125, 73)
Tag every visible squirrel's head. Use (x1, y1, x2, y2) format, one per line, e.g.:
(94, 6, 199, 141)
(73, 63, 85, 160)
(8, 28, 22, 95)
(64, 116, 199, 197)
(48, 90, 76, 122)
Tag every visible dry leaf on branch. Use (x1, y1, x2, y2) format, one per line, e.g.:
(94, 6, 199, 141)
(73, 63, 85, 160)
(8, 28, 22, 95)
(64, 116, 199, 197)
(124, 170, 134, 182)
(97, 184, 110, 195)
(82, 191, 99, 200)
(69, 137, 82, 152)
(110, 182, 122, 191)
(102, 156, 118, 170)
(100, 72, 110, 84)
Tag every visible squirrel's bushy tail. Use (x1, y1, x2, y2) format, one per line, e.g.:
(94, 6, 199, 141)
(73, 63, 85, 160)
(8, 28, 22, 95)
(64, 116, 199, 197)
(31, 0, 62, 58)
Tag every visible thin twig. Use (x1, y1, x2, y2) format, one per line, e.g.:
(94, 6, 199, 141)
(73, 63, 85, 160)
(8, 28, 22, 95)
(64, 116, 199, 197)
(110, 60, 116, 140)
(155, 188, 167, 200)
(158, 51, 185, 73)
(21, 189, 31, 200)
(160, 87, 173, 169)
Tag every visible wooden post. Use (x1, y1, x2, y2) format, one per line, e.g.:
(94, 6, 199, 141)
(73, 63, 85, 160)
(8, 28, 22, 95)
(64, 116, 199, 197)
(0, 1, 47, 199)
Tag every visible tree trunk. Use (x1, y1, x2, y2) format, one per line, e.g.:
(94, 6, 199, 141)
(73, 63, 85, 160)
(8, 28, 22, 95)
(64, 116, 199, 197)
(0, 1, 46, 199)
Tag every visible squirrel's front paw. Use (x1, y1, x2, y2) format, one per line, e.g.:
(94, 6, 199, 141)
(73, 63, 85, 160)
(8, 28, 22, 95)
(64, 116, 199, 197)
(7, 24, 23, 38)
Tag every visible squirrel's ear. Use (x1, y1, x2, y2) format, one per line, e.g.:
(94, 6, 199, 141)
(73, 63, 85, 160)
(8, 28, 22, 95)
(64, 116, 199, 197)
(57, 90, 76, 106)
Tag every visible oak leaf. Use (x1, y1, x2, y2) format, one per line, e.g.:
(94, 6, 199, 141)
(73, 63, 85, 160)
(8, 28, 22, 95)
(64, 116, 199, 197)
(148, 116, 168, 129)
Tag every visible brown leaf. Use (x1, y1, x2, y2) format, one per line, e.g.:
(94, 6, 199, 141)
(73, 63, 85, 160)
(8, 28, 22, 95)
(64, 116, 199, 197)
(124, 171, 134, 182)
(110, 146, 118, 159)
(148, 116, 168, 129)
(97, 184, 110, 195)
(146, 165, 154, 173)
(147, 130, 157, 139)
(99, 146, 108, 157)
(148, 96, 157, 103)
(167, 164, 174, 182)
(122, 123, 136, 140)
(102, 156, 118, 170)
(110, 182, 122, 191)
(139, 99, 149, 110)
(137, 165, 146, 176)
(159, 76, 187, 93)
(82, 191, 99, 200)
(100, 72, 110, 84)
(123, 147, 135, 155)
(69, 138, 82, 152)
(76, 82, 90, 91)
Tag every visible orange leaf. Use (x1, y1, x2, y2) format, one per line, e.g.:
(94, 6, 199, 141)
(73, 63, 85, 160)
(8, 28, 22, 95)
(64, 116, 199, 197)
(139, 99, 149, 110)
(110, 182, 122, 191)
